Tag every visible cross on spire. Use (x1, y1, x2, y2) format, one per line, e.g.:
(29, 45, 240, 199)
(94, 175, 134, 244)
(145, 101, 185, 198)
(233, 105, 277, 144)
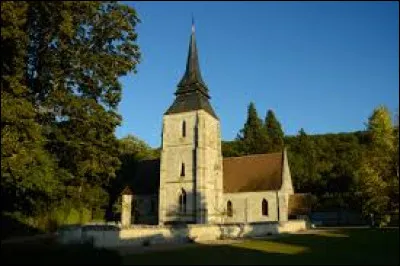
(192, 15, 195, 33)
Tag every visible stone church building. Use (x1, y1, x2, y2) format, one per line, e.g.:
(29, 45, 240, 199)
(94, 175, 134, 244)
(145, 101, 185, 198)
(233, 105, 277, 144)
(122, 24, 296, 226)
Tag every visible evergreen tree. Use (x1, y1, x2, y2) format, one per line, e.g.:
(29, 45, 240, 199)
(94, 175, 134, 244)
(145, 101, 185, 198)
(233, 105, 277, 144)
(236, 102, 269, 155)
(264, 109, 284, 152)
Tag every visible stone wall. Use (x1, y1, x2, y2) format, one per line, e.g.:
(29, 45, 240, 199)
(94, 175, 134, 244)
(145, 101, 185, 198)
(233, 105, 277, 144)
(132, 194, 158, 224)
(159, 110, 223, 225)
(57, 220, 306, 248)
(223, 192, 280, 223)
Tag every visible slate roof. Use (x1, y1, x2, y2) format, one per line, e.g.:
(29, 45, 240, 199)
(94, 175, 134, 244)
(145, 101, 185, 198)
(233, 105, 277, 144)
(127, 159, 160, 195)
(126, 152, 284, 195)
(165, 23, 218, 119)
(165, 91, 218, 119)
(223, 152, 283, 193)
(175, 26, 209, 98)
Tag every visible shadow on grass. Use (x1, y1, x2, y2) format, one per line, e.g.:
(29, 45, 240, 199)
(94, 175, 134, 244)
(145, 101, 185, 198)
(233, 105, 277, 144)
(2, 227, 398, 265)
(1, 213, 43, 240)
(1, 220, 121, 265)
(1, 241, 122, 265)
(122, 228, 399, 265)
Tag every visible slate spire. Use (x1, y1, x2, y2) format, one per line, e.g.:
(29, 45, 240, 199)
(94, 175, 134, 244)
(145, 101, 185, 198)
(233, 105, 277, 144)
(175, 18, 210, 98)
(165, 20, 217, 119)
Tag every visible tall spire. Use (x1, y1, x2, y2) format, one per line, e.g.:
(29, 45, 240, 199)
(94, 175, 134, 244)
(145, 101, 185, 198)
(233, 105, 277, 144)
(165, 19, 217, 119)
(176, 18, 209, 98)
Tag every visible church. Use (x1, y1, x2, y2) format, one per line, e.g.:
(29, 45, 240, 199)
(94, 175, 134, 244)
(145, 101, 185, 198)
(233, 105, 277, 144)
(122, 24, 297, 226)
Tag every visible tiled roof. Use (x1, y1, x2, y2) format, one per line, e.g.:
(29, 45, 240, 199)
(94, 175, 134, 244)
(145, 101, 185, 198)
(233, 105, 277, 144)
(128, 152, 284, 195)
(223, 152, 283, 193)
(128, 159, 160, 195)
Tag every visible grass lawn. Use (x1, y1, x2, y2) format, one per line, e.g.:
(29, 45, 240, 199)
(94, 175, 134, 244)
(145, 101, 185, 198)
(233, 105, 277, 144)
(122, 228, 399, 265)
(2, 228, 398, 265)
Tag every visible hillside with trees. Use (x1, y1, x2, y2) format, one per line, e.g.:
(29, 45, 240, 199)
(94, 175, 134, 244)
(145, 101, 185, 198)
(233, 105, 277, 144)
(222, 102, 399, 225)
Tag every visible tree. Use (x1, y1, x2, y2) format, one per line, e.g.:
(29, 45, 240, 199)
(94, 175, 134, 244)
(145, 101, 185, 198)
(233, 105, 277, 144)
(118, 135, 157, 161)
(355, 106, 397, 224)
(264, 109, 284, 152)
(1, 2, 60, 222)
(28, 1, 141, 220)
(106, 135, 157, 221)
(355, 161, 389, 218)
(236, 102, 269, 155)
(222, 140, 245, 157)
(1, 1, 141, 230)
(287, 129, 323, 193)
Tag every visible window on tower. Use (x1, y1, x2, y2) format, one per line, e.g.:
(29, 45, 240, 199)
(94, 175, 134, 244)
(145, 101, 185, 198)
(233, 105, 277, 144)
(262, 199, 269, 216)
(227, 201, 233, 217)
(179, 189, 187, 213)
(180, 163, 185, 177)
(182, 121, 186, 137)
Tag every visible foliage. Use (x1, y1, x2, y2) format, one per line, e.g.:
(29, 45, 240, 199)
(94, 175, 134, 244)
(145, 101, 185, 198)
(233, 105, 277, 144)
(106, 134, 158, 221)
(354, 106, 398, 221)
(1, 1, 141, 233)
(264, 109, 284, 152)
(222, 101, 371, 210)
(236, 102, 269, 155)
(223, 102, 398, 214)
(1, 1, 60, 219)
(222, 140, 245, 157)
(287, 129, 323, 193)
(355, 162, 390, 216)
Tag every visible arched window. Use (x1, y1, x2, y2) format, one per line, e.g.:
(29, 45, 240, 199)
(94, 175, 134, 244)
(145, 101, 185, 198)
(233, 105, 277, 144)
(182, 121, 186, 137)
(262, 199, 268, 216)
(179, 189, 187, 213)
(180, 163, 185, 177)
(227, 201, 233, 217)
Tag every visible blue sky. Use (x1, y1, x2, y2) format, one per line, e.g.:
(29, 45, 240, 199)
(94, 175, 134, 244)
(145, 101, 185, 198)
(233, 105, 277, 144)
(116, 1, 399, 148)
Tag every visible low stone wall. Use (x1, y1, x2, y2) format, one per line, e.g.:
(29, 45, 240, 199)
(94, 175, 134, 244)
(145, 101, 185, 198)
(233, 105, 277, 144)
(278, 220, 308, 233)
(57, 220, 306, 248)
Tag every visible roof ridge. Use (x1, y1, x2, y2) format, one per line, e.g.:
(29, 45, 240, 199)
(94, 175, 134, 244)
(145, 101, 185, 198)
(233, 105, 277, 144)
(223, 152, 282, 160)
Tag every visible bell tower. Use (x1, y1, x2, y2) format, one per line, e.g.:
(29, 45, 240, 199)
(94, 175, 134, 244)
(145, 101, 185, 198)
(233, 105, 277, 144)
(158, 21, 223, 224)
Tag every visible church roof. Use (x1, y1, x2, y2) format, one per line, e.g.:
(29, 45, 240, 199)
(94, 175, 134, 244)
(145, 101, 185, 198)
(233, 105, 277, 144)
(127, 159, 160, 195)
(176, 23, 209, 97)
(223, 152, 283, 193)
(165, 92, 218, 118)
(165, 21, 218, 119)
(126, 152, 284, 195)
